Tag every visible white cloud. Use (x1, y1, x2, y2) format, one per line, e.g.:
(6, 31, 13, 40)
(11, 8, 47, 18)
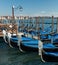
(41, 11, 46, 14)
(31, 11, 58, 17)
(15, 11, 58, 17)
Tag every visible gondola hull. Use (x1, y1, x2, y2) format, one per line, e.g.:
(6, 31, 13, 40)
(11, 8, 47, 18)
(42, 43, 58, 62)
(20, 42, 38, 52)
(4, 35, 19, 48)
(41, 39, 51, 43)
(42, 50, 58, 62)
(41, 34, 58, 62)
(10, 39, 19, 48)
(20, 40, 39, 52)
(3, 35, 8, 44)
(9, 35, 36, 48)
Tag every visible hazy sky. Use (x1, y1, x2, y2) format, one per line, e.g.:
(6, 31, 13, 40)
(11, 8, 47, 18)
(0, 0, 58, 16)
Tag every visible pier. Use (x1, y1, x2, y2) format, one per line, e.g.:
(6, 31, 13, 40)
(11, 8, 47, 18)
(0, 23, 18, 37)
(0, 23, 6, 37)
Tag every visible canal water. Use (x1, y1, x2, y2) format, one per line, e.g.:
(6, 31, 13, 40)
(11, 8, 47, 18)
(0, 37, 58, 65)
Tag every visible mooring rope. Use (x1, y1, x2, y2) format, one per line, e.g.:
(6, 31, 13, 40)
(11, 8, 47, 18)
(2, 30, 7, 43)
(7, 32, 13, 48)
(18, 33, 24, 52)
(38, 40, 45, 62)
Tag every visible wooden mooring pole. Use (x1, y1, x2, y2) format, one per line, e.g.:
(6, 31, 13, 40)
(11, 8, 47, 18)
(57, 17, 58, 33)
(42, 17, 44, 31)
(36, 17, 40, 31)
(51, 16, 54, 33)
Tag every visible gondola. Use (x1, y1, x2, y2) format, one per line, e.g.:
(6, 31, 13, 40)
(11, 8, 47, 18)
(28, 29, 52, 42)
(19, 29, 51, 52)
(8, 30, 52, 51)
(19, 34, 51, 52)
(2, 30, 18, 48)
(20, 39, 39, 52)
(40, 31, 51, 42)
(2, 30, 37, 48)
(2, 29, 54, 52)
(10, 34, 35, 48)
(41, 34, 58, 62)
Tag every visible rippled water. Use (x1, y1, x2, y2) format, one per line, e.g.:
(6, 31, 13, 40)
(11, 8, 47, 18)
(0, 37, 58, 65)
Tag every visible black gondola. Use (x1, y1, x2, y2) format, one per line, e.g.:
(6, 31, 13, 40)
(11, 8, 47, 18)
(41, 34, 58, 62)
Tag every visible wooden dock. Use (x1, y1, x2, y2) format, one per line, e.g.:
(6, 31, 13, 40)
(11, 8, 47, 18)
(0, 24, 6, 37)
(0, 23, 18, 37)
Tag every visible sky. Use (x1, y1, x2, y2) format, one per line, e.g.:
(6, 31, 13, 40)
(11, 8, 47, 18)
(0, 0, 58, 16)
